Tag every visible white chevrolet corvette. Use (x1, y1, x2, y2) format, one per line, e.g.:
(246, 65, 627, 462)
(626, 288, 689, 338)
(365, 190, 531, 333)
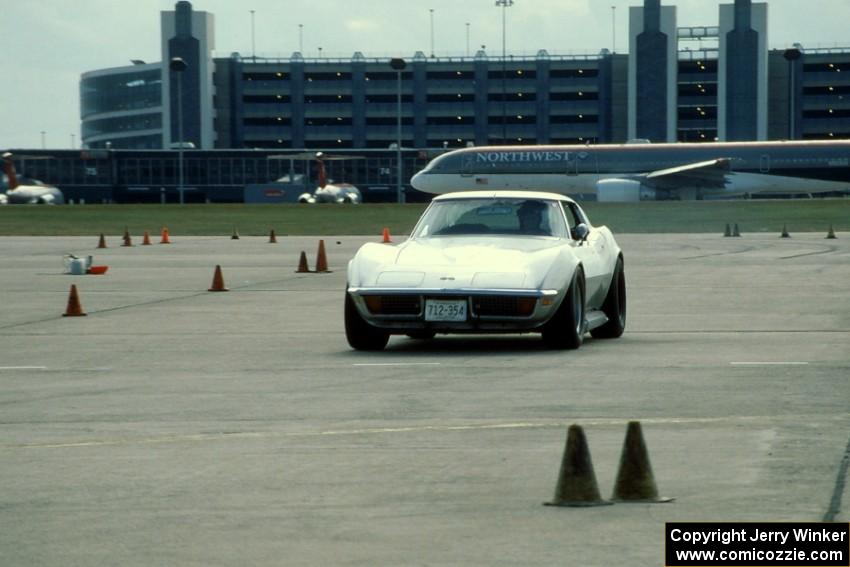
(345, 191, 625, 350)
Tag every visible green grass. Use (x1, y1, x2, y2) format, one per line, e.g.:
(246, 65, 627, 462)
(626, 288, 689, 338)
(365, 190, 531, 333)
(0, 200, 847, 236)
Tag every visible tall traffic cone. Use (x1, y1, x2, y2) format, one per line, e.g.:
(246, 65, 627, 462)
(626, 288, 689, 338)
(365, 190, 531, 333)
(723, 223, 732, 237)
(142, 230, 152, 245)
(315, 240, 330, 273)
(732, 223, 741, 237)
(208, 265, 229, 292)
(97, 233, 107, 249)
(296, 251, 310, 273)
(611, 421, 673, 503)
(826, 225, 837, 239)
(269, 229, 277, 243)
(780, 224, 790, 238)
(231, 226, 240, 240)
(160, 227, 171, 244)
(382, 227, 392, 243)
(122, 227, 133, 247)
(62, 284, 87, 317)
(544, 425, 611, 507)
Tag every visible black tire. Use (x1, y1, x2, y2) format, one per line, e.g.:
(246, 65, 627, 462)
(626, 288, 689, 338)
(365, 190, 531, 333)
(345, 293, 390, 351)
(406, 330, 437, 340)
(591, 257, 626, 339)
(541, 268, 585, 350)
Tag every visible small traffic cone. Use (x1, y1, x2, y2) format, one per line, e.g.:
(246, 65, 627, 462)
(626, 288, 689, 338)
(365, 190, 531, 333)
(231, 226, 240, 240)
(780, 224, 790, 238)
(732, 223, 741, 237)
(122, 227, 133, 247)
(142, 230, 152, 245)
(296, 251, 310, 273)
(208, 265, 229, 292)
(611, 421, 673, 503)
(382, 227, 392, 243)
(826, 225, 837, 239)
(544, 425, 611, 507)
(269, 229, 277, 243)
(97, 233, 107, 249)
(723, 223, 732, 237)
(315, 240, 330, 273)
(160, 227, 171, 244)
(62, 284, 87, 317)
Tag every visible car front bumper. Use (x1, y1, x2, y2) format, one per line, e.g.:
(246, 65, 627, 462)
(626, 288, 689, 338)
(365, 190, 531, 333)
(346, 287, 562, 333)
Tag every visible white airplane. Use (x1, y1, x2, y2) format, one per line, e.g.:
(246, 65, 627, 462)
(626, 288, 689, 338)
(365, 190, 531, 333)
(270, 152, 362, 204)
(411, 140, 850, 201)
(1, 152, 65, 204)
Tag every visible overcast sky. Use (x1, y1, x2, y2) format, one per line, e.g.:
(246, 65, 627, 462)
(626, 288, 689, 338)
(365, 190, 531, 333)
(2, 0, 849, 149)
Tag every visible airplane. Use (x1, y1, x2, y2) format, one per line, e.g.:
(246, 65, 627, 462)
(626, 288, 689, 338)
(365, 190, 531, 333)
(270, 152, 363, 204)
(410, 139, 850, 201)
(1, 152, 65, 204)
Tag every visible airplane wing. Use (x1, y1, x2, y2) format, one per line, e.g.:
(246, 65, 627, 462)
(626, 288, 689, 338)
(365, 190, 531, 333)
(641, 158, 737, 190)
(268, 152, 365, 161)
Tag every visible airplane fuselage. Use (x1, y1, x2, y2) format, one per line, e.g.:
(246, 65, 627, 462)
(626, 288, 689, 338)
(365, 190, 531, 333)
(3, 185, 66, 205)
(411, 140, 850, 200)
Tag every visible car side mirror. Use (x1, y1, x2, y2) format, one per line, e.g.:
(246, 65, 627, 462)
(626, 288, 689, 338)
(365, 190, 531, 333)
(574, 223, 589, 243)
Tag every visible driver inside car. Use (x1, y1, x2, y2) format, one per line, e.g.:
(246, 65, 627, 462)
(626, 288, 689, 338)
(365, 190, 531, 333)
(517, 200, 549, 235)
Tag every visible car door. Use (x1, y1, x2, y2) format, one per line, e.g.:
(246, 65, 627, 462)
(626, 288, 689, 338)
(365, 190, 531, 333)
(561, 202, 607, 306)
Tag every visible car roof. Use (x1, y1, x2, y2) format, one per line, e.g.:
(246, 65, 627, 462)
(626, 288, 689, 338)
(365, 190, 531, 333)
(432, 190, 576, 203)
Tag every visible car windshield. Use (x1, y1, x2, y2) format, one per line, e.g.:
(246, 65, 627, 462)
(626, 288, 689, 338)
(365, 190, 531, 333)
(412, 198, 568, 238)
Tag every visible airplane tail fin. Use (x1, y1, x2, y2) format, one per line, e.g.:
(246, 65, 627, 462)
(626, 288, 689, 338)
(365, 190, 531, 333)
(2, 153, 19, 190)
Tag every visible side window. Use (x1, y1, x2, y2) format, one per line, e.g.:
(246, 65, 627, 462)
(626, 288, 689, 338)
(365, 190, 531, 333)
(560, 202, 586, 239)
(567, 203, 588, 227)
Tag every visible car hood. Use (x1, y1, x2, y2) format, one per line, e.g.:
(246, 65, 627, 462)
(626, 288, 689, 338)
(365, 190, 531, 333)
(354, 236, 568, 290)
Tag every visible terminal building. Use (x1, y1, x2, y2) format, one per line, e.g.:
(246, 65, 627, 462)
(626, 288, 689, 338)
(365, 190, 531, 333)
(18, 0, 850, 202)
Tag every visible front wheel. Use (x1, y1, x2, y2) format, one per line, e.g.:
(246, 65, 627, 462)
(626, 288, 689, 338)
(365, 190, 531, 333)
(590, 257, 626, 339)
(541, 269, 585, 350)
(345, 293, 389, 351)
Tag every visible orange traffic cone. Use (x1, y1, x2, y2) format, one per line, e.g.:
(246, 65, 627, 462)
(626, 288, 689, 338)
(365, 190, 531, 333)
(296, 251, 310, 273)
(122, 227, 133, 247)
(269, 229, 277, 243)
(208, 265, 229, 292)
(97, 233, 107, 249)
(544, 425, 611, 507)
(142, 230, 152, 245)
(611, 421, 673, 503)
(826, 225, 837, 239)
(315, 240, 330, 273)
(160, 227, 171, 244)
(382, 227, 392, 243)
(62, 284, 87, 317)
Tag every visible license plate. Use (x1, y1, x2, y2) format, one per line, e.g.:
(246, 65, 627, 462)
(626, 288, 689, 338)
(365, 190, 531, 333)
(425, 299, 467, 322)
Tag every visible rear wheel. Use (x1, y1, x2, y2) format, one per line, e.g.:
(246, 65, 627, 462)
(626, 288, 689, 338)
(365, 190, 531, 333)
(541, 269, 585, 350)
(345, 292, 389, 351)
(591, 257, 626, 339)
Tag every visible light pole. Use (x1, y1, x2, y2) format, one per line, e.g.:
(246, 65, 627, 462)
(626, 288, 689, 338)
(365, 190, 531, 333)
(466, 22, 470, 57)
(298, 24, 303, 53)
(250, 10, 256, 61)
(429, 9, 435, 57)
(611, 6, 616, 53)
(495, 0, 514, 144)
(40, 131, 46, 149)
(784, 47, 802, 139)
(390, 58, 407, 204)
(169, 56, 188, 204)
